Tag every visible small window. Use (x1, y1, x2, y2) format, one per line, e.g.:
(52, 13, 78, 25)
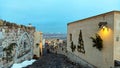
(36, 43, 39, 48)
(70, 33, 72, 41)
(116, 36, 119, 42)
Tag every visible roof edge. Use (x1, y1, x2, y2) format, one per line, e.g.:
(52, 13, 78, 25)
(67, 10, 120, 25)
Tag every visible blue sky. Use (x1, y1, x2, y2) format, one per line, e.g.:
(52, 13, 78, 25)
(0, 0, 120, 33)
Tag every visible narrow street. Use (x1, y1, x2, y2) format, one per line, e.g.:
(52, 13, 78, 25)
(24, 52, 82, 68)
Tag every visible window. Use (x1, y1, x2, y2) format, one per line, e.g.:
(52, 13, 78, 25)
(116, 36, 119, 42)
(36, 43, 39, 48)
(70, 33, 72, 41)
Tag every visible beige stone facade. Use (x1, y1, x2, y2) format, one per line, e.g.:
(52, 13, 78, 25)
(67, 11, 120, 68)
(34, 32, 43, 57)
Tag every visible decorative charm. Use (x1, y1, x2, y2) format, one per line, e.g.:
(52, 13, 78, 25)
(90, 34, 103, 51)
(70, 41, 76, 52)
(77, 30, 85, 54)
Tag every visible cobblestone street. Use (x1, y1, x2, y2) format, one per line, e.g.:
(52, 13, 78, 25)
(24, 52, 82, 68)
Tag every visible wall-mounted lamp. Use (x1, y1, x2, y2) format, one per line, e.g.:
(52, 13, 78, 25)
(98, 22, 107, 28)
(98, 22, 108, 31)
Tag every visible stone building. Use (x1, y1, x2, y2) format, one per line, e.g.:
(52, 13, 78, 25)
(0, 19, 35, 68)
(34, 32, 43, 57)
(67, 11, 120, 68)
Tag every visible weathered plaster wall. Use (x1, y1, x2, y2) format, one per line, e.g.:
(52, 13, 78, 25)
(67, 12, 114, 68)
(114, 12, 120, 61)
(34, 32, 43, 57)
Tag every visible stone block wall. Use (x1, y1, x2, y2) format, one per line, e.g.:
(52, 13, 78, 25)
(0, 19, 35, 68)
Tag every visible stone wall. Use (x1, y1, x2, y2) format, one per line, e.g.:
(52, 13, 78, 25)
(0, 19, 35, 68)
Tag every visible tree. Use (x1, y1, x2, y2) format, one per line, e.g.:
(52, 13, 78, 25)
(90, 34, 103, 51)
(77, 30, 85, 53)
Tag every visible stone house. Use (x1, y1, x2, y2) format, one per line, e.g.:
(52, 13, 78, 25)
(34, 32, 43, 57)
(67, 11, 120, 68)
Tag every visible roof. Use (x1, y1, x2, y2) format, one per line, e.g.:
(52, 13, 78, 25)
(67, 10, 120, 25)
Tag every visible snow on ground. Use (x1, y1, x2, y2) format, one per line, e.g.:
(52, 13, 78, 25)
(11, 59, 36, 68)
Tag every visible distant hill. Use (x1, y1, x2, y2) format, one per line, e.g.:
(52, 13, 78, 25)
(43, 33, 67, 40)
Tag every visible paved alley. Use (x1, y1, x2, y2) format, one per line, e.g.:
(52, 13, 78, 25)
(24, 53, 82, 68)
